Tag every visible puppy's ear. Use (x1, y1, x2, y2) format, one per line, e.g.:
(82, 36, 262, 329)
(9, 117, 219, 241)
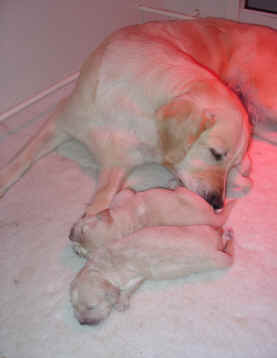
(104, 281, 120, 305)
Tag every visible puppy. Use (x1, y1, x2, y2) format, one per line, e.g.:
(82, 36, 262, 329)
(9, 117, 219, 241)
(70, 225, 233, 325)
(70, 185, 235, 258)
(0, 20, 250, 231)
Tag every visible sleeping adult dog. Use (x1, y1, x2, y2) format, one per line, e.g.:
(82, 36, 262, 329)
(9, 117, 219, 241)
(0, 19, 250, 228)
(157, 17, 277, 144)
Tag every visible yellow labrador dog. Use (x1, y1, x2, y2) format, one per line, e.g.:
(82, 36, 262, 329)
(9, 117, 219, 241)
(162, 17, 277, 144)
(0, 19, 250, 228)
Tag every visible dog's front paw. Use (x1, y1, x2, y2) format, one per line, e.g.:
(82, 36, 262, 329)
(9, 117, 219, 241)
(69, 215, 99, 258)
(69, 209, 116, 257)
(70, 213, 107, 242)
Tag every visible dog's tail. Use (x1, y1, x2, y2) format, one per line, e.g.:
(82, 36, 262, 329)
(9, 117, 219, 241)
(0, 100, 70, 197)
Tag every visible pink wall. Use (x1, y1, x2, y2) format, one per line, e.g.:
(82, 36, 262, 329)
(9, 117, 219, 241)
(0, 0, 162, 114)
(2, 0, 276, 115)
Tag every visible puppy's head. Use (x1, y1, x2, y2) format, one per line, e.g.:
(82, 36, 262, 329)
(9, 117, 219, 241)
(70, 266, 120, 325)
(157, 82, 250, 209)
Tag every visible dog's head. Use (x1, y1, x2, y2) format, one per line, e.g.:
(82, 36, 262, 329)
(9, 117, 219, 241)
(157, 80, 250, 209)
(70, 266, 120, 325)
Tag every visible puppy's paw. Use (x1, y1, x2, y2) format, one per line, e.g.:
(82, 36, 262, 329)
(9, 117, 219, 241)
(114, 277, 144, 313)
(222, 227, 234, 256)
(114, 294, 130, 312)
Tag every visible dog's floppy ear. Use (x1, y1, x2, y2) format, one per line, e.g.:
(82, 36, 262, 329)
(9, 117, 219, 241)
(156, 99, 214, 167)
(156, 98, 194, 121)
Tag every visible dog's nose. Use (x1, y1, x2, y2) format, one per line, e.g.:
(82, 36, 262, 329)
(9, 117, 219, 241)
(206, 192, 224, 210)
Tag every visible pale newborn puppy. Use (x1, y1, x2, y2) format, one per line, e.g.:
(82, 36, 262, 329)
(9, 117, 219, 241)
(70, 225, 233, 325)
(71, 186, 233, 258)
(70, 163, 237, 257)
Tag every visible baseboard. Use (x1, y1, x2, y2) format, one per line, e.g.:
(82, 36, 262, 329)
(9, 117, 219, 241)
(0, 72, 79, 124)
(0, 73, 78, 147)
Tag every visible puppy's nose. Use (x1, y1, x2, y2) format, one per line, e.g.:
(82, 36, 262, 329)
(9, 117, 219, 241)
(206, 192, 224, 210)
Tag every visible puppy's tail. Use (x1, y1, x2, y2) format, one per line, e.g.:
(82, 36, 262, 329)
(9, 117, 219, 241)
(0, 100, 70, 197)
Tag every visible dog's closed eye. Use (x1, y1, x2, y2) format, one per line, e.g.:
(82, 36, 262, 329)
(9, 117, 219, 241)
(209, 147, 227, 161)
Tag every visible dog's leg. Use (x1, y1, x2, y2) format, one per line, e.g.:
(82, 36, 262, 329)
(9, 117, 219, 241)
(85, 167, 128, 217)
(69, 166, 128, 246)
(0, 102, 70, 197)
